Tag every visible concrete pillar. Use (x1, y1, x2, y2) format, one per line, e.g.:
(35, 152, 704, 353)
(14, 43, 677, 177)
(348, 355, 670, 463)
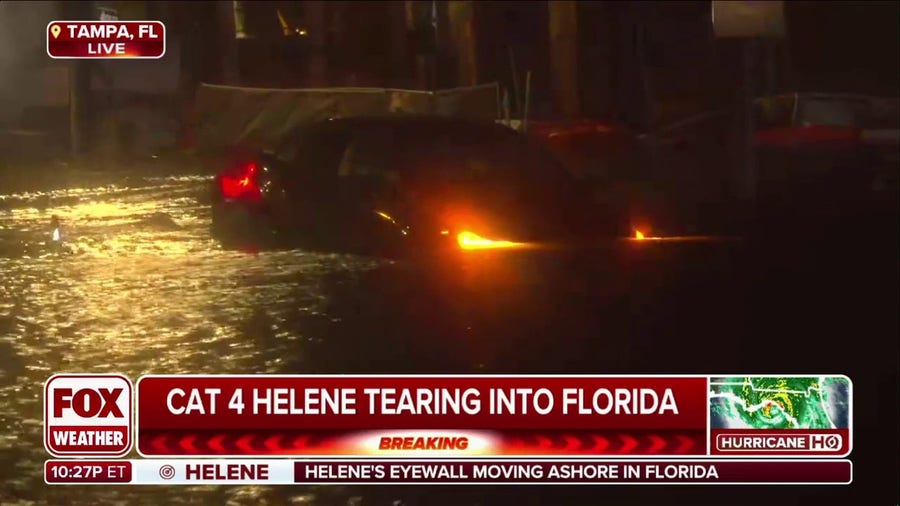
(549, 0, 579, 118)
(389, 1, 411, 87)
(329, 1, 346, 66)
(613, 3, 652, 129)
(448, 1, 478, 87)
(304, 1, 328, 86)
(63, 0, 93, 157)
(216, 1, 240, 84)
(406, 2, 426, 89)
(407, 1, 441, 89)
(740, 40, 758, 204)
(69, 61, 90, 158)
(579, 1, 615, 117)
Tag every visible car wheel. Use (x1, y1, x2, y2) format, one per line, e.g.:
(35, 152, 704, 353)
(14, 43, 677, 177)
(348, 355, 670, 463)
(212, 205, 275, 248)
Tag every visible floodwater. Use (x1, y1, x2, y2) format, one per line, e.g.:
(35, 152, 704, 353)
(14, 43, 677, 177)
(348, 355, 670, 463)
(0, 167, 389, 505)
(0, 161, 896, 506)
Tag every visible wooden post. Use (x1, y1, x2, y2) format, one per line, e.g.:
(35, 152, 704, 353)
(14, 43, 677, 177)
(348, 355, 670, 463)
(448, 1, 478, 87)
(549, 0, 579, 118)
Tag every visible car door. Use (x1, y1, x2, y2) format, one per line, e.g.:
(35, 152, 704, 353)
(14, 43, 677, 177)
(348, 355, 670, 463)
(331, 125, 405, 253)
(276, 124, 353, 241)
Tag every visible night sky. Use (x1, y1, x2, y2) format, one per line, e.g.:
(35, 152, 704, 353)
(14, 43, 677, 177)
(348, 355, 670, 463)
(787, 1, 899, 93)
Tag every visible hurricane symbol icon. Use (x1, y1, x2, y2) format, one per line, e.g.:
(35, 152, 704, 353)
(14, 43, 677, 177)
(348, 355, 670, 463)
(159, 464, 176, 480)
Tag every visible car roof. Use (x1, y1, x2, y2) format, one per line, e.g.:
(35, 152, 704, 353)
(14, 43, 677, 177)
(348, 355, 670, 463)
(274, 115, 526, 156)
(312, 114, 512, 134)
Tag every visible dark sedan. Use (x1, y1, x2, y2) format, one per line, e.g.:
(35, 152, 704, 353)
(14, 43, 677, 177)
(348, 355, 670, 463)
(210, 116, 621, 263)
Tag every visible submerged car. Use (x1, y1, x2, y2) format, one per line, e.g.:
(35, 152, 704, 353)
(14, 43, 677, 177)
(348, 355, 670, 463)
(210, 115, 620, 261)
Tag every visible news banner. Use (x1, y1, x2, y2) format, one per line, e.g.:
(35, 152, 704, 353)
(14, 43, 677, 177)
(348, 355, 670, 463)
(43, 374, 852, 485)
(46, 20, 165, 59)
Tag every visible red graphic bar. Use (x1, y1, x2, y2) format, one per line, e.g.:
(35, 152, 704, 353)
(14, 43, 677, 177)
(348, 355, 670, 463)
(292, 459, 852, 484)
(47, 21, 165, 59)
(45, 460, 132, 484)
(137, 429, 707, 457)
(136, 375, 708, 457)
(137, 375, 707, 431)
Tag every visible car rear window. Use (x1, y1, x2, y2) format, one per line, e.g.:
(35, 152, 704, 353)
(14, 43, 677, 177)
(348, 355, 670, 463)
(796, 97, 899, 129)
(391, 124, 576, 188)
(798, 99, 857, 127)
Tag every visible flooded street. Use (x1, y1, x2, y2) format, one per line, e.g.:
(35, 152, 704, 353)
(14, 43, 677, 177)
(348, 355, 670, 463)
(0, 162, 896, 506)
(0, 165, 390, 505)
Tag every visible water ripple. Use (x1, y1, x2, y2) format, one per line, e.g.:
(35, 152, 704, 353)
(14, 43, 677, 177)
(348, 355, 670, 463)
(0, 169, 379, 505)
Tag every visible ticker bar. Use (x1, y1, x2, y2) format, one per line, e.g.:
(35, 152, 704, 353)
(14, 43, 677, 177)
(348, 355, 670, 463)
(45, 459, 852, 485)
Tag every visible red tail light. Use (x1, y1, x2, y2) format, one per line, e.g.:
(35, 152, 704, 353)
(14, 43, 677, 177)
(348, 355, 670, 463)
(219, 162, 262, 202)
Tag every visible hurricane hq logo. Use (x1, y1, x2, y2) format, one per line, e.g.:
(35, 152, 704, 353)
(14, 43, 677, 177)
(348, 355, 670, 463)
(809, 433, 843, 451)
(44, 374, 133, 457)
